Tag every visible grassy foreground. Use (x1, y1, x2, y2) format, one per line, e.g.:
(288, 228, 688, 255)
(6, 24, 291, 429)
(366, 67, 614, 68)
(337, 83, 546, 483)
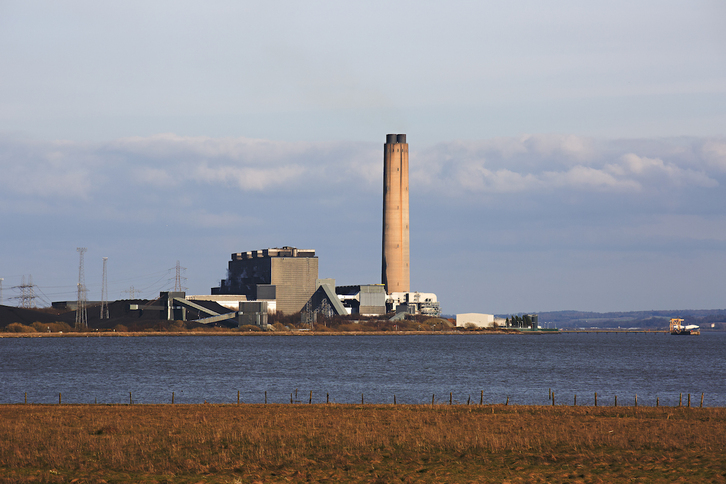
(1, 404, 725, 484)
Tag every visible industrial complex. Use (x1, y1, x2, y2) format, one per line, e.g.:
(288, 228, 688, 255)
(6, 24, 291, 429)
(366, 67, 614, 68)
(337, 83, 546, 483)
(36, 133, 525, 331)
(192, 133, 441, 328)
(69, 134, 444, 330)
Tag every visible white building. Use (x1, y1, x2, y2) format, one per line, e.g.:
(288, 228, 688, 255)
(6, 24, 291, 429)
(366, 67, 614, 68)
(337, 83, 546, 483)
(456, 313, 506, 329)
(388, 291, 441, 317)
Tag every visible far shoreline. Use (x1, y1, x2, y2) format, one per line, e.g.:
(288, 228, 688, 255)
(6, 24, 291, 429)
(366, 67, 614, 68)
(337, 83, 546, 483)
(0, 329, 553, 338)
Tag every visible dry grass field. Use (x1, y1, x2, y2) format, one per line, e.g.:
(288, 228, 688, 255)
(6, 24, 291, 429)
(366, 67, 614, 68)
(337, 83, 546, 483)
(1, 403, 725, 483)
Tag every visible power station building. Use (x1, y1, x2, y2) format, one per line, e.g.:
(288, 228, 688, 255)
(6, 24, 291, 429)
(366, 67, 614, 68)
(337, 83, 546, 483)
(212, 247, 318, 315)
(209, 133, 443, 324)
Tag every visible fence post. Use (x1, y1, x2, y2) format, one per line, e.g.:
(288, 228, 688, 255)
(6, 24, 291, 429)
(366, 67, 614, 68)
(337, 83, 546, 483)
(635, 394, 638, 407)
(130, 392, 132, 405)
(552, 392, 555, 406)
(237, 391, 240, 405)
(309, 391, 312, 404)
(172, 392, 175, 404)
(679, 393, 682, 407)
(24, 393, 27, 405)
(656, 396, 659, 407)
(361, 394, 364, 405)
(700, 393, 704, 408)
(595, 392, 597, 407)
(688, 394, 691, 407)
(505, 396, 509, 406)
(574, 394, 576, 406)
(614, 395, 617, 407)
(480, 390, 483, 405)
(393, 395, 396, 405)
(450, 392, 452, 405)
(59, 393, 61, 405)
(265, 391, 267, 404)
(432, 394, 435, 406)
(327, 393, 329, 404)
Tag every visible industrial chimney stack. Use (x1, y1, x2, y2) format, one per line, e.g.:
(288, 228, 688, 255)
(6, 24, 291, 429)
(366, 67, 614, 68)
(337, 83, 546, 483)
(382, 134, 410, 294)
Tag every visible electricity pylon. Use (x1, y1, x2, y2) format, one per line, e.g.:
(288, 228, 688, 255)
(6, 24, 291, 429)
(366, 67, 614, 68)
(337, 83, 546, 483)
(15, 275, 36, 308)
(174, 260, 187, 292)
(75, 248, 88, 330)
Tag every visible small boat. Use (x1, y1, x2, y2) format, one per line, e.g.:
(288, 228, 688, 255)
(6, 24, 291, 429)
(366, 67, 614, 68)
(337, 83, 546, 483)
(670, 318, 700, 335)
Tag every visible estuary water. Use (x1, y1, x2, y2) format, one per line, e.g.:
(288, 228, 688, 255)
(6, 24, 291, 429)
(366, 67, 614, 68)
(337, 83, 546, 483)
(1, 333, 725, 407)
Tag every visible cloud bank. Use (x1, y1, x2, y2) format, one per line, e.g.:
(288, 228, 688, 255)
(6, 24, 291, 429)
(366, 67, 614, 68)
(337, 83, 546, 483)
(1, 133, 723, 205)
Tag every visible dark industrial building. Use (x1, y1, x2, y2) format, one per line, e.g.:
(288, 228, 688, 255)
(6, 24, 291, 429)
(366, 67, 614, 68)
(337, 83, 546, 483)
(212, 247, 318, 315)
(507, 314, 539, 329)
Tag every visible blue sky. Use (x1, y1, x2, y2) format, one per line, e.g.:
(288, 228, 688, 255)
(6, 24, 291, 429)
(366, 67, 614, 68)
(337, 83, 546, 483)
(1, 1, 725, 314)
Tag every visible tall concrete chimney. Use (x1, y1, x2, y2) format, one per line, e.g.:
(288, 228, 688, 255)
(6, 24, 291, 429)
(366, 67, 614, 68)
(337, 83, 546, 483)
(382, 133, 410, 294)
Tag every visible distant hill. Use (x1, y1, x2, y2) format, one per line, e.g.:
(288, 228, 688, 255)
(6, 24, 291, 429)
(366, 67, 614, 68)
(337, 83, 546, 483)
(519, 309, 726, 330)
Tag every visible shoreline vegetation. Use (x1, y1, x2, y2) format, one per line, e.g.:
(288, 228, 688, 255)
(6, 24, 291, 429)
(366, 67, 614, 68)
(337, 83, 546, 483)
(0, 315, 544, 337)
(0, 328, 533, 338)
(1, 404, 724, 483)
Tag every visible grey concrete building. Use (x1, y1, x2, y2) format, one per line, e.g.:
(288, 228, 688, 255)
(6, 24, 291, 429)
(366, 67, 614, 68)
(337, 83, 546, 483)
(336, 284, 387, 316)
(212, 246, 318, 315)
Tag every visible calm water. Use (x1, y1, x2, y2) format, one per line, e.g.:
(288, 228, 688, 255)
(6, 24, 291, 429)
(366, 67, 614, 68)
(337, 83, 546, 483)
(1, 333, 725, 407)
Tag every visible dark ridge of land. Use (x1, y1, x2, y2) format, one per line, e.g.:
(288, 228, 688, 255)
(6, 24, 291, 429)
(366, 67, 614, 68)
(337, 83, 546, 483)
(1, 404, 725, 483)
(531, 309, 726, 330)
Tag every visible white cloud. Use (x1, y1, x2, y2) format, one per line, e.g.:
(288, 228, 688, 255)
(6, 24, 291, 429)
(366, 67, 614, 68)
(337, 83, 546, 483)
(110, 134, 301, 162)
(701, 140, 726, 172)
(521, 134, 596, 163)
(0, 138, 95, 199)
(192, 162, 306, 191)
(0, 134, 723, 211)
(616, 153, 718, 188)
(411, 135, 721, 195)
(543, 165, 641, 191)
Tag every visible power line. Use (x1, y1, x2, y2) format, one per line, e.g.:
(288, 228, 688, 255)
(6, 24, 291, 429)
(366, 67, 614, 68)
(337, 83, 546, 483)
(33, 286, 54, 308)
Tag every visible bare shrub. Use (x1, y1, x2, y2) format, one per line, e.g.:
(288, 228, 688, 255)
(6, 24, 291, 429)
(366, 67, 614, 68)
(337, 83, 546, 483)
(168, 320, 187, 332)
(4, 323, 36, 333)
(47, 322, 73, 333)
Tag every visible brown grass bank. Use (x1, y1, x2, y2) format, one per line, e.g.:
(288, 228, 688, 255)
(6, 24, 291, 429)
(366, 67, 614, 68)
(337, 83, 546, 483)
(1, 404, 725, 483)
